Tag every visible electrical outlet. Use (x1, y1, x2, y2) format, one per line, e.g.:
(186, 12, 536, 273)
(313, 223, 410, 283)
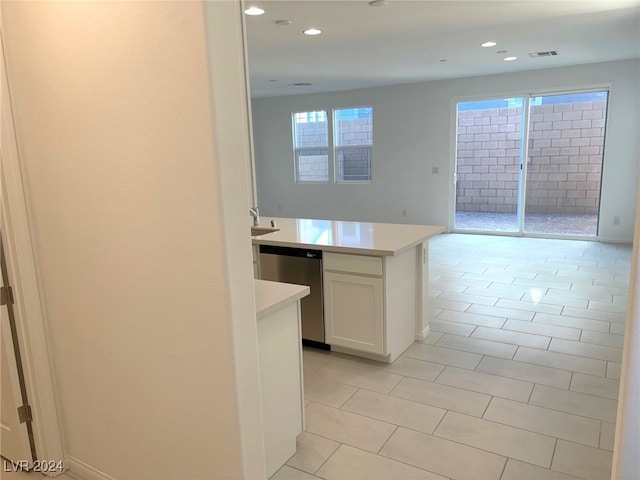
(613, 216, 620, 226)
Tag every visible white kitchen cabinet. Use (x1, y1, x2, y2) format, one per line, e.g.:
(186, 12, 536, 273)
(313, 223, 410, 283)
(255, 280, 308, 477)
(324, 271, 384, 355)
(252, 218, 444, 362)
(323, 249, 417, 363)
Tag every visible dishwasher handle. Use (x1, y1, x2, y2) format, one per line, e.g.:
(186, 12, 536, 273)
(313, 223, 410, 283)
(259, 245, 323, 259)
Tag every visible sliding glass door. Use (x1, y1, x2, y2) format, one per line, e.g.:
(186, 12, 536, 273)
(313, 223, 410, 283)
(523, 92, 608, 236)
(454, 90, 608, 237)
(454, 98, 525, 233)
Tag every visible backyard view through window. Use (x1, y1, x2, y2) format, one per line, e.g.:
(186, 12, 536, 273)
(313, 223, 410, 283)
(293, 107, 373, 183)
(454, 91, 608, 237)
(293, 110, 329, 182)
(334, 107, 373, 182)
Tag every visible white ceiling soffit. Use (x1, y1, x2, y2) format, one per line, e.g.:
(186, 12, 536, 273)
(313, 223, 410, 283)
(245, 0, 640, 98)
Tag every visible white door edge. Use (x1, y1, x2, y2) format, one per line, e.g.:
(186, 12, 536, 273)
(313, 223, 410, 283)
(1, 30, 65, 470)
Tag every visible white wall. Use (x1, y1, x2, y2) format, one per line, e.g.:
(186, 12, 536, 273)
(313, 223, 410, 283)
(2, 2, 264, 478)
(252, 59, 639, 242)
(613, 183, 640, 478)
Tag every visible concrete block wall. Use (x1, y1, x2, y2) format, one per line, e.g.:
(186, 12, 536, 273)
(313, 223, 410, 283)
(337, 147, 371, 181)
(295, 120, 329, 181)
(298, 152, 329, 181)
(337, 118, 372, 181)
(456, 101, 606, 214)
(456, 107, 522, 213)
(526, 100, 605, 214)
(295, 117, 372, 182)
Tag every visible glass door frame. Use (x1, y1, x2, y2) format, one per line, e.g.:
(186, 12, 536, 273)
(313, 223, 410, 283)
(450, 86, 610, 240)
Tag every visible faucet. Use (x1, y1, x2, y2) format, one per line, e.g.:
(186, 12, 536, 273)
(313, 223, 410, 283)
(249, 206, 260, 226)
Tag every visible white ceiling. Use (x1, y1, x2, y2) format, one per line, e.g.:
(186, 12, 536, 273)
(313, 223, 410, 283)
(244, 0, 640, 98)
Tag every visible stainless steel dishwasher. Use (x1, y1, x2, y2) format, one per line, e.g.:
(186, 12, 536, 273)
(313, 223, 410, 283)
(259, 245, 327, 349)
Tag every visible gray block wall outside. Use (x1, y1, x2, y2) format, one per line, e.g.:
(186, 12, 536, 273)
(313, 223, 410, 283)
(456, 101, 606, 214)
(295, 117, 372, 182)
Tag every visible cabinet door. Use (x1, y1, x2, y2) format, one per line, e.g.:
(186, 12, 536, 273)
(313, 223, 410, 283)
(324, 271, 384, 355)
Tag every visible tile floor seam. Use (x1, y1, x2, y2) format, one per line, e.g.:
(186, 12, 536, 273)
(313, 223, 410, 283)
(525, 398, 618, 424)
(282, 463, 321, 479)
(497, 457, 509, 480)
(548, 438, 560, 474)
(526, 383, 536, 403)
(340, 391, 447, 432)
(568, 371, 575, 392)
(545, 343, 623, 363)
(482, 397, 603, 442)
(311, 370, 403, 398)
(387, 378, 404, 397)
(429, 419, 545, 467)
(430, 332, 519, 357)
(304, 404, 400, 457)
(446, 404, 573, 448)
(376, 438, 470, 480)
(598, 421, 605, 451)
(375, 424, 399, 455)
(533, 383, 621, 403)
(328, 442, 447, 480)
(431, 365, 447, 384)
(339, 386, 363, 408)
(552, 438, 615, 478)
(480, 395, 493, 418)
(309, 441, 343, 476)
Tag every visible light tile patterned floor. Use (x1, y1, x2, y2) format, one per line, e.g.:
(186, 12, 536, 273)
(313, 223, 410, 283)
(272, 233, 631, 480)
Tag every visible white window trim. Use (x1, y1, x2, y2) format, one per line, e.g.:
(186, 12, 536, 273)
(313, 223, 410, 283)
(292, 110, 331, 184)
(292, 106, 374, 184)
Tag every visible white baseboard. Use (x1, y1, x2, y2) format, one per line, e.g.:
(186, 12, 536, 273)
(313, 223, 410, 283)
(65, 456, 115, 480)
(331, 345, 392, 364)
(416, 324, 430, 342)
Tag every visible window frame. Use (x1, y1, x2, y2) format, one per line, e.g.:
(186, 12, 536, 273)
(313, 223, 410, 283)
(333, 106, 373, 184)
(291, 106, 374, 184)
(292, 110, 331, 184)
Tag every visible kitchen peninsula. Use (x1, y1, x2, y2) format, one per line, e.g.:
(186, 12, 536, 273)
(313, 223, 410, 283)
(252, 217, 445, 363)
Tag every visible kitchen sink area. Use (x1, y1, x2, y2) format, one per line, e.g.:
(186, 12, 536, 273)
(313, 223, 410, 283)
(251, 226, 280, 236)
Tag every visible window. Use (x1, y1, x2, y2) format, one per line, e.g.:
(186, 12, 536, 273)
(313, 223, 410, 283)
(292, 107, 373, 183)
(334, 107, 373, 182)
(293, 110, 329, 182)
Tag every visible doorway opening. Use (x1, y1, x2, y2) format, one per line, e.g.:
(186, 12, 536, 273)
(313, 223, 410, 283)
(454, 90, 608, 237)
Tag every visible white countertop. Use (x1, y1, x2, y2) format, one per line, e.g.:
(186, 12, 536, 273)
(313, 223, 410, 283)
(252, 217, 445, 256)
(255, 279, 310, 320)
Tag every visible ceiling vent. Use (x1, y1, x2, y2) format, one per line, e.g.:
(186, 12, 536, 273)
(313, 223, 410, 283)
(529, 50, 559, 58)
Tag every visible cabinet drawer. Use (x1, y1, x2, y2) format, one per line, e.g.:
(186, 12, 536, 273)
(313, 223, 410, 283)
(324, 252, 382, 276)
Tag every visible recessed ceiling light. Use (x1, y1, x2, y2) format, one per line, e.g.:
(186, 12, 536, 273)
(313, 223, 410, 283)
(275, 19, 292, 26)
(481, 41, 497, 48)
(369, 0, 388, 6)
(244, 6, 265, 15)
(504, 56, 518, 61)
(303, 28, 322, 36)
